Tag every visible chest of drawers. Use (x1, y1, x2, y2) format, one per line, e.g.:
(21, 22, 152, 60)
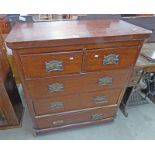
(6, 19, 151, 135)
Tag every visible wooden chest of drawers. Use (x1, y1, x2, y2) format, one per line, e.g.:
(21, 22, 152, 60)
(6, 19, 151, 135)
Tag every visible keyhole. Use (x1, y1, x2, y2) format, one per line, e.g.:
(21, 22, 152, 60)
(70, 57, 74, 60)
(94, 54, 99, 58)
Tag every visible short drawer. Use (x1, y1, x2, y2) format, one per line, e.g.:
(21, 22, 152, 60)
(83, 46, 139, 72)
(20, 51, 83, 78)
(33, 88, 121, 115)
(35, 105, 117, 129)
(27, 68, 131, 99)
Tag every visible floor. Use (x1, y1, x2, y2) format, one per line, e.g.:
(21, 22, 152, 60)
(1, 86, 155, 140)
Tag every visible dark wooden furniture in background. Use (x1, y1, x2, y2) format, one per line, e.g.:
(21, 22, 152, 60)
(0, 15, 11, 34)
(0, 14, 21, 84)
(0, 33, 23, 129)
(6, 19, 151, 135)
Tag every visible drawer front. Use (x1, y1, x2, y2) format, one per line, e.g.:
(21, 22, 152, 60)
(20, 51, 83, 78)
(27, 68, 131, 99)
(35, 105, 117, 129)
(33, 88, 121, 115)
(83, 47, 139, 72)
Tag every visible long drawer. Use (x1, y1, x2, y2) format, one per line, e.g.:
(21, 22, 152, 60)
(33, 88, 121, 115)
(27, 68, 131, 99)
(35, 105, 117, 129)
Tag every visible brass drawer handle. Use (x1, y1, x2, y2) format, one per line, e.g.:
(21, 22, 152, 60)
(52, 120, 64, 126)
(91, 114, 103, 121)
(50, 102, 64, 109)
(98, 77, 112, 86)
(45, 60, 63, 72)
(103, 54, 119, 65)
(94, 95, 108, 104)
(48, 83, 64, 92)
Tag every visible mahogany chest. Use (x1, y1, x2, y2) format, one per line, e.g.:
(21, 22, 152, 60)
(6, 19, 151, 135)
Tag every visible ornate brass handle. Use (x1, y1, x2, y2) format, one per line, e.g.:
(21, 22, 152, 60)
(91, 114, 103, 121)
(103, 54, 119, 65)
(98, 77, 112, 86)
(48, 83, 64, 92)
(45, 60, 63, 72)
(50, 102, 64, 109)
(94, 95, 108, 104)
(52, 120, 64, 126)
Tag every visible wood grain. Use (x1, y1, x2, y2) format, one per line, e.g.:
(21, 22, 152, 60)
(6, 19, 151, 49)
(27, 68, 131, 99)
(35, 105, 117, 129)
(5, 19, 151, 134)
(21, 51, 83, 78)
(15, 40, 143, 55)
(35, 117, 114, 135)
(0, 32, 23, 129)
(83, 46, 139, 71)
(33, 88, 121, 115)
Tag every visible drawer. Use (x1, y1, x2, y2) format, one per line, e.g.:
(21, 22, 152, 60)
(20, 51, 83, 78)
(35, 105, 117, 129)
(27, 68, 131, 99)
(83, 47, 139, 72)
(33, 88, 121, 115)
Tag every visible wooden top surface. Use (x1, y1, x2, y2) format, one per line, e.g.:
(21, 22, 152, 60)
(6, 19, 151, 49)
